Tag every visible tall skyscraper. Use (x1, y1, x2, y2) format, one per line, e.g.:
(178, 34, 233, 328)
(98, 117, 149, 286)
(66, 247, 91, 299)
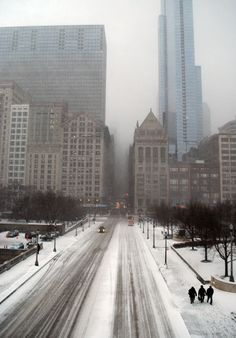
(0, 25, 106, 123)
(158, 0, 203, 159)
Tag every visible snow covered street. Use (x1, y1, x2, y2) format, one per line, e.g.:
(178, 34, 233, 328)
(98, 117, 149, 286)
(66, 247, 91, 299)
(0, 216, 235, 337)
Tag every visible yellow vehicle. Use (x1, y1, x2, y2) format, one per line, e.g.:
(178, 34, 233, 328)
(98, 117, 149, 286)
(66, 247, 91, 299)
(127, 215, 134, 226)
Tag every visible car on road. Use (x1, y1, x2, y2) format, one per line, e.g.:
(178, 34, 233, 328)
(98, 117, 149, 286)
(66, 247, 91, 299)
(98, 225, 106, 233)
(8, 242, 24, 250)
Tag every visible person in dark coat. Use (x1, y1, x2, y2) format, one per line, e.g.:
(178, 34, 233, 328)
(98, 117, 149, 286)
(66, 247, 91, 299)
(206, 285, 214, 305)
(188, 286, 197, 304)
(198, 285, 206, 303)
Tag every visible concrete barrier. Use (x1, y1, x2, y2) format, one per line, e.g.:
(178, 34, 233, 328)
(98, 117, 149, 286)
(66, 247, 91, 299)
(211, 275, 236, 293)
(171, 245, 210, 284)
(0, 243, 43, 274)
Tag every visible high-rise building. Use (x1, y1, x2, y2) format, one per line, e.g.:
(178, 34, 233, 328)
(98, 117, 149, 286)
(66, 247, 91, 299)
(61, 112, 114, 203)
(132, 110, 169, 214)
(8, 104, 30, 186)
(158, 0, 203, 159)
(26, 102, 67, 192)
(0, 81, 30, 186)
(0, 25, 106, 123)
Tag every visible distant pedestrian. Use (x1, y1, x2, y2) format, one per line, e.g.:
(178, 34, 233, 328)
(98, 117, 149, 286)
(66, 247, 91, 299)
(206, 285, 214, 305)
(198, 285, 206, 303)
(188, 286, 197, 304)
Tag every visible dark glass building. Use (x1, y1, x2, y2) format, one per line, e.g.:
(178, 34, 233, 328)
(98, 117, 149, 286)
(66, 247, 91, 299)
(0, 25, 106, 123)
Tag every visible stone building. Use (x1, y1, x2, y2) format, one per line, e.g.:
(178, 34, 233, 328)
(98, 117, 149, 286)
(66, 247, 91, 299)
(26, 102, 67, 192)
(169, 160, 220, 207)
(0, 81, 30, 186)
(132, 110, 169, 214)
(61, 112, 113, 204)
(198, 132, 236, 203)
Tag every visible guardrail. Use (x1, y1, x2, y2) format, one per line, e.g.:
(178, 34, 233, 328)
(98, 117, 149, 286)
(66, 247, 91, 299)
(0, 243, 43, 274)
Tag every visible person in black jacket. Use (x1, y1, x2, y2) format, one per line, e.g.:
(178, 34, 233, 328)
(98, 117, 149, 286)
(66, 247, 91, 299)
(198, 285, 206, 303)
(206, 285, 214, 305)
(188, 286, 197, 304)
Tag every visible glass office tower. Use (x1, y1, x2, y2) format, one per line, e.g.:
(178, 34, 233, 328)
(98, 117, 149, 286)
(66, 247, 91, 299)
(0, 25, 106, 123)
(158, 0, 203, 159)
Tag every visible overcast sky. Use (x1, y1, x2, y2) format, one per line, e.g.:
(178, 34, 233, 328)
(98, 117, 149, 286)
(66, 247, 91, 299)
(0, 0, 236, 148)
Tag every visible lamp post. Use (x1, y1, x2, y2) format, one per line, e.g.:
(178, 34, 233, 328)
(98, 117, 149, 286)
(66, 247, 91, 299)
(53, 223, 57, 252)
(35, 230, 39, 266)
(75, 218, 78, 236)
(153, 223, 156, 248)
(229, 224, 234, 282)
(164, 230, 168, 265)
(87, 199, 91, 228)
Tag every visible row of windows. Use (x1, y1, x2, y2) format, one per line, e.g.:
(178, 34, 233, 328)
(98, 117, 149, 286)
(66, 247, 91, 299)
(138, 147, 166, 163)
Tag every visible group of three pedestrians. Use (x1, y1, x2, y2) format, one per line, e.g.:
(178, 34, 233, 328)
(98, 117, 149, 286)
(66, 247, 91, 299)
(188, 285, 214, 305)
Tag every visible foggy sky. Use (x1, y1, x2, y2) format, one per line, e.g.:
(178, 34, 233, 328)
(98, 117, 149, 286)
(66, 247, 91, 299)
(0, 0, 236, 149)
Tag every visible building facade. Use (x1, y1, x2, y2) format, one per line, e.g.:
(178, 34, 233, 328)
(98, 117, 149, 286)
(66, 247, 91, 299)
(133, 110, 169, 214)
(0, 81, 30, 186)
(0, 25, 106, 123)
(198, 133, 236, 203)
(26, 102, 66, 192)
(7, 104, 30, 186)
(158, 0, 203, 159)
(169, 160, 220, 207)
(61, 112, 113, 203)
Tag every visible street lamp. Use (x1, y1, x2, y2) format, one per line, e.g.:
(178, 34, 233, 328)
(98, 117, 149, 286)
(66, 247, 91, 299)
(53, 223, 57, 252)
(35, 230, 39, 266)
(75, 218, 78, 236)
(164, 230, 168, 266)
(153, 223, 156, 248)
(87, 199, 91, 228)
(229, 224, 234, 282)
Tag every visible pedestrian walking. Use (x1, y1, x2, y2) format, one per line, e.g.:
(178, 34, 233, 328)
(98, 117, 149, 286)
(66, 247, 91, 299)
(188, 286, 197, 304)
(206, 285, 214, 305)
(198, 285, 206, 303)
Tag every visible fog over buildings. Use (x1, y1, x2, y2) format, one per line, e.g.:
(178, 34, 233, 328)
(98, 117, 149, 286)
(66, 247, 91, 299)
(0, 0, 236, 195)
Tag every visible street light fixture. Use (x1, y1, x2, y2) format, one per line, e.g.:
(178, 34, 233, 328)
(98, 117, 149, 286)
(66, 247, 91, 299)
(153, 223, 156, 248)
(164, 230, 168, 266)
(53, 223, 57, 252)
(35, 230, 39, 266)
(229, 223, 234, 282)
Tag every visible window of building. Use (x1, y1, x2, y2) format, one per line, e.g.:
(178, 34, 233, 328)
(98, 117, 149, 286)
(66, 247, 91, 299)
(161, 147, 166, 163)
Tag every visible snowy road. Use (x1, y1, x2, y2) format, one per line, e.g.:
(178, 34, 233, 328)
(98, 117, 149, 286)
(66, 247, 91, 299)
(0, 217, 117, 337)
(113, 223, 175, 337)
(0, 217, 189, 338)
